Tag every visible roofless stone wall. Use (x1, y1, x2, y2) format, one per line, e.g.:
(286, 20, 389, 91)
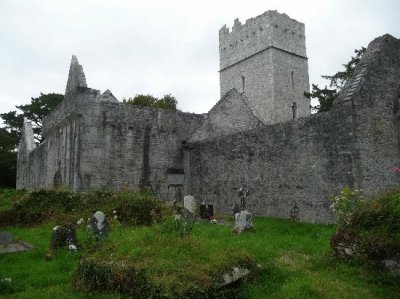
(16, 56, 205, 200)
(184, 35, 400, 223)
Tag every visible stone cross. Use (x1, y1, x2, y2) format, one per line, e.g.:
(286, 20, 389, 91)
(237, 185, 250, 211)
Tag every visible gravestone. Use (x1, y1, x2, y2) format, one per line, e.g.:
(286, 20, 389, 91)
(200, 204, 214, 220)
(0, 232, 33, 254)
(0, 232, 13, 245)
(50, 224, 78, 249)
(183, 195, 196, 222)
(233, 210, 253, 234)
(88, 211, 109, 239)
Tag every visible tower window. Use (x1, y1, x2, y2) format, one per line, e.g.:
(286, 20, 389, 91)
(241, 75, 245, 92)
(291, 102, 297, 119)
(290, 70, 294, 88)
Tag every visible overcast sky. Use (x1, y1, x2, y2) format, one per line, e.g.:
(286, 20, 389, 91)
(0, 0, 399, 118)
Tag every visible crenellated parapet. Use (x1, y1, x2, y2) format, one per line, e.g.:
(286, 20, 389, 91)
(219, 10, 306, 70)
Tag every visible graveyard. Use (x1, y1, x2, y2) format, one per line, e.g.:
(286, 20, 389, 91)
(1, 188, 400, 298)
(1, 6, 400, 298)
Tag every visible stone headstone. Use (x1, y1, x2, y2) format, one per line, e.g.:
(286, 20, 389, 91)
(0, 231, 33, 255)
(0, 232, 13, 245)
(233, 210, 253, 234)
(88, 211, 109, 239)
(0, 241, 33, 254)
(200, 204, 214, 220)
(183, 195, 196, 222)
(50, 225, 77, 249)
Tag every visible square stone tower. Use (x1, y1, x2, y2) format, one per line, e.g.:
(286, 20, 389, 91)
(219, 10, 310, 124)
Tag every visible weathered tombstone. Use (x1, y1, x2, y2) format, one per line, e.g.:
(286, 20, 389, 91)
(200, 204, 214, 220)
(88, 211, 109, 239)
(50, 224, 78, 250)
(0, 232, 33, 254)
(183, 195, 196, 222)
(233, 210, 253, 234)
(232, 185, 253, 234)
(0, 232, 13, 245)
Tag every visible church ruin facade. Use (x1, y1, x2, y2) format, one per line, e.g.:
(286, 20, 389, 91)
(17, 11, 400, 223)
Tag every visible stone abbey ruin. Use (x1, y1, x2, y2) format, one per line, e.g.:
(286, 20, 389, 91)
(17, 11, 400, 223)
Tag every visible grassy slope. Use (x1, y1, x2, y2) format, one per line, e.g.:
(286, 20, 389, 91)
(0, 218, 399, 298)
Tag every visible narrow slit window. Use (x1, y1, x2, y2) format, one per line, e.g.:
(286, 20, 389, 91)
(291, 102, 297, 119)
(290, 70, 294, 88)
(241, 75, 245, 92)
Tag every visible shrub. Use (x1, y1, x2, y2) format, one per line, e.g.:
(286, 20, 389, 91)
(115, 191, 164, 225)
(330, 187, 400, 262)
(159, 214, 194, 238)
(1, 188, 164, 226)
(13, 189, 80, 224)
(73, 258, 150, 297)
(73, 239, 259, 298)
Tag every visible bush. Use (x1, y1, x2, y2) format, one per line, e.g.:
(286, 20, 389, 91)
(73, 240, 258, 298)
(330, 187, 400, 262)
(159, 213, 194, 238)
(73, 258, 150, 297)
(115, 191, 164, 225)
(0, 188, 164, 226)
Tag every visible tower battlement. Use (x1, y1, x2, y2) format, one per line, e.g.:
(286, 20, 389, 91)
(219, 10, 306, 70)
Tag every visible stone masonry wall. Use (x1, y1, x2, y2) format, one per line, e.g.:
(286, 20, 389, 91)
(76, 100, 204, 201)
(271, 48, 310, 124)
(185, 109, 357, 223)
(335, 35, 400, 196)
(189, 89, 263, 142)
(19, 96, 204, 199)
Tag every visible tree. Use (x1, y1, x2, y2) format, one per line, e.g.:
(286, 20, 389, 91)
(124, 94, 177, 110)
(0, 93, 64, 188)
(0, 128, 17, 188)
(306, 84, 337, 113)
(306, 47, 366, 113)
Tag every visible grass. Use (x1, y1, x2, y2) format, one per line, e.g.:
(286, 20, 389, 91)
(1, 217, 399, 298)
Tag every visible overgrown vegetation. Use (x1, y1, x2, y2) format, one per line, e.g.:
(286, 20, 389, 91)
(0, 189, 164, 226)
(330, 187, 400, 264)
(73, 227, 259, 298)
(123, 94, 177, 110)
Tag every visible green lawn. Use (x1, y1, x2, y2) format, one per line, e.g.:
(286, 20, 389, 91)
(1, 217, 399, 298)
